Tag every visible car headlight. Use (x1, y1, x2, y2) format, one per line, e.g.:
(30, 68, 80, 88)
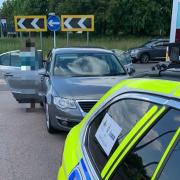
(54, 97, 76, 109)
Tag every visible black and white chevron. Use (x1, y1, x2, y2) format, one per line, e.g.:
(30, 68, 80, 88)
(17, 18, 45, 30)
(64, 18, 92, 29)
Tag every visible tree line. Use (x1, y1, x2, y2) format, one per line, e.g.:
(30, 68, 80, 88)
(0, 0, 173, 36)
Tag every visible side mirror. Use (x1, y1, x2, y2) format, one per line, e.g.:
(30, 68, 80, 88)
(127, 67, 135, 75)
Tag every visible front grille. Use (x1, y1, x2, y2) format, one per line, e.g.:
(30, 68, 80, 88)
(78, 101, 97, 113)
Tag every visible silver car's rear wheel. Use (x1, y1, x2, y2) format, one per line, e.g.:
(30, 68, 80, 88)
(45, 103, 56, 134)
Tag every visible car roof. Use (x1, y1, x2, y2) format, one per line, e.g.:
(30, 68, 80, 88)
(109, 78, 180, 100)
(0, 50, 20, 56)
(151, 38, 169, 42)
(52, 47, 114, 54)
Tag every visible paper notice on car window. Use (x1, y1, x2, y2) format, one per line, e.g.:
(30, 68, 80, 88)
(95, 113, 122, 156)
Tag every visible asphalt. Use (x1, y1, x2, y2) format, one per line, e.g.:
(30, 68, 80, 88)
(134, 62, 156, 74)
(0, 79, 67, 180)
(0, 63, 156, 180)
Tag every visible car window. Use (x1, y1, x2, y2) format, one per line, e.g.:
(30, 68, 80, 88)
(143, 41, 155, 47)
(111, 109, 180, 180)
(116, 53, 132, 66)
(54, 53, 125, 76)
(162, 41, 169, 47)
(10, 52, 21, 67)
(159, 140, 180, 180)
(85, 98, 157, 174)
(0, 53, 10, 66)
(154, 41, 164, 47)
(37, 50, 43, 69)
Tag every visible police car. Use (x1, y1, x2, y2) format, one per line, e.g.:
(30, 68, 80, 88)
(58, 60, 180, 180)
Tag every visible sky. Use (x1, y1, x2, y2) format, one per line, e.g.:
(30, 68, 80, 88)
(0, 0, 4, 7)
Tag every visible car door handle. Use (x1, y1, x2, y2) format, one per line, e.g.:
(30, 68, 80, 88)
(4, 73, 13, 77)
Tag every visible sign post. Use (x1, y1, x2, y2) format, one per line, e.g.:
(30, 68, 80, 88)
(61, 15, 94, 46)
(40, 32, 43, 51)
(87, 32, 89, 46)
(0, 18, 7, 38)
(47, 15, 61, 48)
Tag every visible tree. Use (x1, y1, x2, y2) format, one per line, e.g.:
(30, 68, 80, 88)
(0, 0, 173, 36)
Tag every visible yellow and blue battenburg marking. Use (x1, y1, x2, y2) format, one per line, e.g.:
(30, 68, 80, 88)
(68, 159, 91, 180)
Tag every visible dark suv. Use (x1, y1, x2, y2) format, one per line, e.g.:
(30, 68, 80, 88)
(129, 39, 169, 63)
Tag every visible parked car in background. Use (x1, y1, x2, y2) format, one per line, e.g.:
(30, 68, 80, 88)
(128, 39, 169, 63)
(39, 47, 129, 133)
(112, 49, 135, 74)
(58, 67, 180, 180)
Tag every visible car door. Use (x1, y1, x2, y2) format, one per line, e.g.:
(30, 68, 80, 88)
(151, 41, 167, 60)
(105, 106, 180, 180)
(83, 93, 167, 180)
(5, 51, 43, 103)
(5, 69, 42, 103)
(152, 128, 180, 180)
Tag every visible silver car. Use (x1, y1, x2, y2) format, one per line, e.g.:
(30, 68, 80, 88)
(39, 48, 129, 133)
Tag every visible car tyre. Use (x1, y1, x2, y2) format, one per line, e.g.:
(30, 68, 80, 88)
(140, 53, 150, 63)
(45, 102, 56, 134)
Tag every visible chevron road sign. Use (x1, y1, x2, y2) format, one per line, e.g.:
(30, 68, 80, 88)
(61, 15, 94, 32)
(14, 16, 47, 32)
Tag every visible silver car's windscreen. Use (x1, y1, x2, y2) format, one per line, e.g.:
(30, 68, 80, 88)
(53, 53, 126, 76)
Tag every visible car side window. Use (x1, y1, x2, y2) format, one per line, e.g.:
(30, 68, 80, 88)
(10, 52, 21, 67)
(158, 140, 180, 180)
(162, 41, 169, 47)
(85, 98, 157, 174)
(111, 109, 180, 180)
(0, 53, 10, 66)
(154, 42, 163, 47)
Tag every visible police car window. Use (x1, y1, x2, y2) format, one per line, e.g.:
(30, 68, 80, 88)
(111, 109, 180, 180)
(159, 140, 180, 180)
(86, 99, 156, 174)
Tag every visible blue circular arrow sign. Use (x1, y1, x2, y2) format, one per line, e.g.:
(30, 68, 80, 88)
(48, 15, 60, 31)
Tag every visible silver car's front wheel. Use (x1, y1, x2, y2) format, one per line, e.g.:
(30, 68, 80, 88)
(45, 102, 56, 134)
